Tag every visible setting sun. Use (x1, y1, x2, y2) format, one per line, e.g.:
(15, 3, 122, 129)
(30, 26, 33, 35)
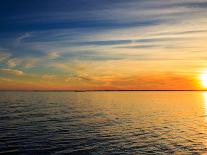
(200, 71, 207, 88)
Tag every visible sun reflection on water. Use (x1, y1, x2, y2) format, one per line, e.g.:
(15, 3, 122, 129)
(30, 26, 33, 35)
(203, 92, 207, 122)
(202, 92, 207, 151)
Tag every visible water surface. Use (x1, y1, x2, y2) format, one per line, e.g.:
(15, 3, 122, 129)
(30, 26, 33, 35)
(1, 91, 207, 154)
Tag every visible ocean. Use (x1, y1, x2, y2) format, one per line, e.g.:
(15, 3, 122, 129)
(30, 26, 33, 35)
(1, 91, 207, 154)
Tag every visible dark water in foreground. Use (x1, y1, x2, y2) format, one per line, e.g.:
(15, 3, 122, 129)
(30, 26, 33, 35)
(1, 91, 207, 154)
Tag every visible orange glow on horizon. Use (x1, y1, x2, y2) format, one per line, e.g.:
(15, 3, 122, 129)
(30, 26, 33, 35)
(0, 71, 202, 90)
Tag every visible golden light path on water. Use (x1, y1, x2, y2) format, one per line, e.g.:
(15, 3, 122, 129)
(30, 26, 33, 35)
(202, 92, 207, 152)
(203, 92, 207, 121)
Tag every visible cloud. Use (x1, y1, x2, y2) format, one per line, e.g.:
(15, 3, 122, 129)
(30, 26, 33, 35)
(47, 52, 60, 59)
(41, 74, 57, 80)
(178, 1, 207, 9)
(7, 58, 22, 67)
(0, 69, 24, 76)
(118, 45, 158, 49)
(15, 33, 31, 46)
(78, 40, 131, 46)
(23, 57, 40, 68)
(0, 77, 12, 82)
(0, 51, 11, 62)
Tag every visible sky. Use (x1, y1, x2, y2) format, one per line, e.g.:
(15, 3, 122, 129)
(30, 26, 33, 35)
(0, 0, 207, 90)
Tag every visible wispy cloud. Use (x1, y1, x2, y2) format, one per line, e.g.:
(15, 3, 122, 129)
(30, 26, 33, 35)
(15, 33, 31, 46)
(7, 58, 22, 67)
(0, 77, 12, 82)
(41, 74, 57, 80)
(0, 51, 11, 62)
(0, 69, 24, 76)
(47, 51, 60, 59)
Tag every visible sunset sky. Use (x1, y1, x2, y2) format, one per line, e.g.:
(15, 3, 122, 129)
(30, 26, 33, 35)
(1, 0, 207, 90)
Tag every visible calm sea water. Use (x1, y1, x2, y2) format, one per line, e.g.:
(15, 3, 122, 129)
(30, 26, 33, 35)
(1, 91, 207, 154)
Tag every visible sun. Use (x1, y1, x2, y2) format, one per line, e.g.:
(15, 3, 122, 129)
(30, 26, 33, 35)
(200, 70, 207, 88)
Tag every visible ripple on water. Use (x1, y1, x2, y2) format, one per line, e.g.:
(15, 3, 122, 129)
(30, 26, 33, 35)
(1, 91, 207, 154)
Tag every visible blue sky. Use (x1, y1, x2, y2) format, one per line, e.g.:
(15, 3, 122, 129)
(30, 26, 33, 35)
(0, 0, 207, 90)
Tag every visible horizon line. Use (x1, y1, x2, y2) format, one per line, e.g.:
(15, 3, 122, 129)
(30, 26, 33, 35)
(1, 89, 207, 92)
